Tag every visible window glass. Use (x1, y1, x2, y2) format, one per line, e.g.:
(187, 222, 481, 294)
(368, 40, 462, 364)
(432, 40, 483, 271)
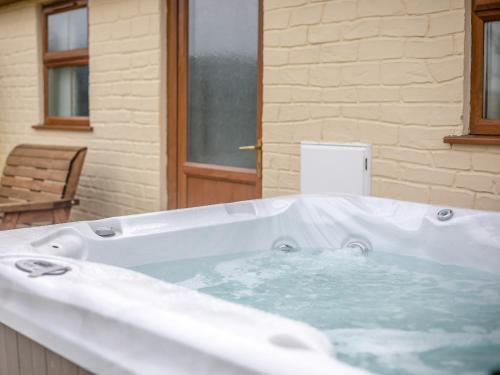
(187, 0, 258, 169)
(483, 21, 500, 119)
(48, 65, 89, 117)
(48, 7, 87, 52)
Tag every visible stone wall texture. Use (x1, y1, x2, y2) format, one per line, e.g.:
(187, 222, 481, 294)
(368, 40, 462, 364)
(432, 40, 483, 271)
(0, 0, 164, 220)
(261, 0, 500, 211)
(1, 0, 500, 218)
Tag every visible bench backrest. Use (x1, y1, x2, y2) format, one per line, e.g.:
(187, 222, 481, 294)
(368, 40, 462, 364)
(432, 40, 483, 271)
(0, 144, 87, 203)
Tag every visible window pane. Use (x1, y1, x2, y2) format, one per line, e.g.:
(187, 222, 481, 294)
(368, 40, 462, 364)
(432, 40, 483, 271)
(48, 65, 89, 117)
(484, 21, 500, 119)
(187, 0, 258, 169)
(48, 8, 87, 52)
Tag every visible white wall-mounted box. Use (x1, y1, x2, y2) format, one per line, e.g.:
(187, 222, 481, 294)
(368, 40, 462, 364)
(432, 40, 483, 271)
(300, 142, 371, 195)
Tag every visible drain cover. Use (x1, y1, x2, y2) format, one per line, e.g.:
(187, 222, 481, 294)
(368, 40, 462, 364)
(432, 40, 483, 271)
(94, 226, 116, 237)
(437, 208, 454, 222)
(15, 259, 71, 278)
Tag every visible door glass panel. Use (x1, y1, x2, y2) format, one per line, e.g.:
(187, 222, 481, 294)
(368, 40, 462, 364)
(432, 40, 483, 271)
(48, 8, 88, 52)
(48, 65, 89, 117)
(187, 0, 258, 169)
(484, 21, 500, 119)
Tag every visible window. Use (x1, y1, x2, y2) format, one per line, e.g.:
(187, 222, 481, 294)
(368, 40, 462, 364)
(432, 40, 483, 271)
(39, 0, 89, 130)
(471, 0, 500, 135)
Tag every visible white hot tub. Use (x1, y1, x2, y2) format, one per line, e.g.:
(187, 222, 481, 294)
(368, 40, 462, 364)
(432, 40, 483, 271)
(1, 194, 499, 375)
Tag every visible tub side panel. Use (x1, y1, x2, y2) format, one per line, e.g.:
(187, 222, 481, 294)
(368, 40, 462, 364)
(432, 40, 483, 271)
(0, 323, 19, 375)
(0, 323, 93, 375)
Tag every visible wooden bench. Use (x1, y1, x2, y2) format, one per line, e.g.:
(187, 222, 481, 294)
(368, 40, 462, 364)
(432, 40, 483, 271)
(0, 144, 87, 230)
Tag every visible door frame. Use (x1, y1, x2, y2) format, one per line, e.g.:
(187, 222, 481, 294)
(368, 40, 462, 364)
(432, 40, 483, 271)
(166, 0, 263, 209)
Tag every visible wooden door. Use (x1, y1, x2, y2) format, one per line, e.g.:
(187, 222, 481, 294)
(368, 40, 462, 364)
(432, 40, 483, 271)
(167, 0, 263, 209)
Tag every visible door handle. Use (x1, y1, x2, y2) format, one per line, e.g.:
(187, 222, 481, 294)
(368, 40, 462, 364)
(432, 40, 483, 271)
(238, 140, 262, 178)
(239, 143, 262, 151)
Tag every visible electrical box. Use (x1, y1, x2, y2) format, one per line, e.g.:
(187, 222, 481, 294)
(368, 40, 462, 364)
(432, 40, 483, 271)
(300, 142, 371, 195)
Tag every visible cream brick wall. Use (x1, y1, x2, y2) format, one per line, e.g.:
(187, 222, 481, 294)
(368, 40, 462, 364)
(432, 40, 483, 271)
(0, 0, 165, 220)
(1, 0, 500, 217)
(262, 0, 500, 211)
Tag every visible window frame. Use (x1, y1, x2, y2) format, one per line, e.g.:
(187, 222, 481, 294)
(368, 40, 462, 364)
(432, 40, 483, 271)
(470, 0, 500, 135)
(41, 0, 89, 128)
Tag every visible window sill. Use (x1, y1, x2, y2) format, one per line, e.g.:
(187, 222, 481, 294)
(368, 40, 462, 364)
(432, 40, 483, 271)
(32, 124, 93, 132)
(443, 135, 500, 145)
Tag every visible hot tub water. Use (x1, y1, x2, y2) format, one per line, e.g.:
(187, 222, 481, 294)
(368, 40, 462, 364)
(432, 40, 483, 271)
(132, 248, 500, 375)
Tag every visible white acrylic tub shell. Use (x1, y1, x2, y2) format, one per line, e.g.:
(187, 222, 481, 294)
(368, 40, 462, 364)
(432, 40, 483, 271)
(0, 194, 499, 375)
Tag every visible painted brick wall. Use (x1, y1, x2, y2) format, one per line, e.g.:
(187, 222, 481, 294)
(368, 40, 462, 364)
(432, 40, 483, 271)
(1, 0, 500, 217)
(261, 0, 500, 211)
(0, 0, 164, 220)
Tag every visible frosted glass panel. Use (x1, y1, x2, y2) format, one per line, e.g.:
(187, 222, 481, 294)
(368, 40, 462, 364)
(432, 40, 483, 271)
(48, 66, 89, 117)
(48, 8, 87, 52)
(484, 21, 500, 119)
(187, 0, 258, 169)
